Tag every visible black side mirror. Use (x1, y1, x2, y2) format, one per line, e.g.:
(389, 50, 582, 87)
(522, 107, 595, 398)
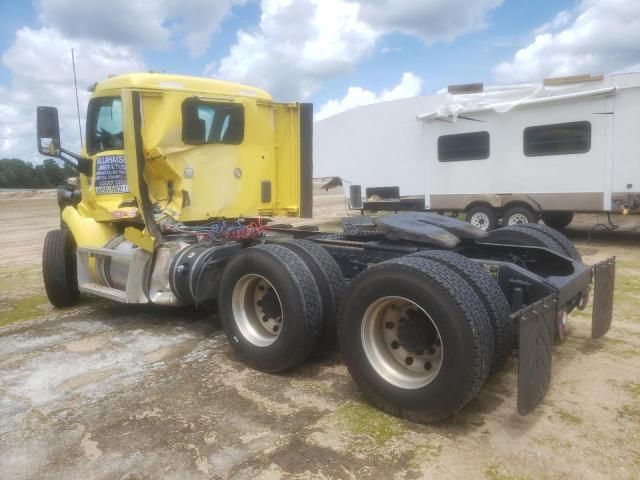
(37, 106, 61, 157)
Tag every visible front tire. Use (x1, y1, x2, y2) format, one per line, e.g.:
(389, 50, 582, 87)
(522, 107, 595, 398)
(218, 244, 323, 373)
(338, 256, 494, 423)
(42, 229, 79, 307)
(466, 205, 498, 232)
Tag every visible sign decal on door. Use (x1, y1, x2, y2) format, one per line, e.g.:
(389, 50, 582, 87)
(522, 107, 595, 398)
(95, 155, 130, 194)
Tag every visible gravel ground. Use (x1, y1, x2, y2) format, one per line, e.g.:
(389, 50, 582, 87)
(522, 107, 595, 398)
(0, 189, 639, 480)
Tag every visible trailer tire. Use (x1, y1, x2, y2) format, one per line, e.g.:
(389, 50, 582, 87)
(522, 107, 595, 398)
(466, 205, 498, 231)
(515, 223, 581, 261)
(542, 211, 574, 230)
(218, 244, 323, 373)
(409, 250, 513, 374)
(503, 205, 538, 226)
(278, 239, 346, 351)
(42, 229, 80, 308)
(486, 226, 565, 254)
(338, 256, 494, 423)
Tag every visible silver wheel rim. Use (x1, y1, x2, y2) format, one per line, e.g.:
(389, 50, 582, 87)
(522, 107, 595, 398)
(469, 212, 490, 231)
(361, 296, 443, 389)
(232, 274, 283, 347)
(508, 213, 530, 225)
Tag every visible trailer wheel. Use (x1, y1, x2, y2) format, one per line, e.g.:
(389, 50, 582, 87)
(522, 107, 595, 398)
(515, 223, 581, 261)
(338, 256, 494, 423)
(503, 205, 538, 226)
(278, 239, 346, 351)
(542, 211, 574, 229)
(466, 205, 498, 231)
(409, 250, 513, 374)
(486, 226, 565, 254)
(218, 244, 323, 373)
(42, 229, 80, 308)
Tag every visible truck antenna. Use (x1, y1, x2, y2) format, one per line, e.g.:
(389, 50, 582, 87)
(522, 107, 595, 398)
(71, 48, 83, 148)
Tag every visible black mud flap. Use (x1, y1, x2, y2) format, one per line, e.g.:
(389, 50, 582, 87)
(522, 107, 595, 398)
(592, 257, 615, 339)
(516, 295, 556, 415)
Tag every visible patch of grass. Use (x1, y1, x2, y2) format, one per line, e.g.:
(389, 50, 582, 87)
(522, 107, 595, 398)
(556, 409, 583, 426)
(0, 295, 49, 328)
(334, 401, 406, 444)
(617, 403, 640, 420)
(622, 382, 640, 399)
(485, 463, 530, 480)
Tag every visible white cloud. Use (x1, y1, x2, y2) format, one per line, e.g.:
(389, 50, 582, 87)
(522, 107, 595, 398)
(316, 72, 422, 120)
(0, 27, 144, 162)
(494, 0, 640, 83)
(216, 0, 378, 100)
(37, 0, 245, 58)
(214, 0, 502, 100)
(358, 0, 503, 43)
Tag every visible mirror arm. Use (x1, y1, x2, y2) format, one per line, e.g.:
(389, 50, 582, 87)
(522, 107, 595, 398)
(59, 148, 92, 176)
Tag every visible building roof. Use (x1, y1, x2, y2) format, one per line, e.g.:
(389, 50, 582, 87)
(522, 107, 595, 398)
(93, 73, 272, 100)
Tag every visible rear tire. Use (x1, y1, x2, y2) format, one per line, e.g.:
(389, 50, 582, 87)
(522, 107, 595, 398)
(278, 239, 346, 351)
(42, 229, 79, 307)
(338, 256, 494, 423)
(515, 223, 581, 261)
(542, 211, 574, 229)
(503, 205, 538, 226)
(466, 205, 498, 232)
(218, 244, 323, 373)
(486, 226, 565, 254)
(409, 250, 513, 374)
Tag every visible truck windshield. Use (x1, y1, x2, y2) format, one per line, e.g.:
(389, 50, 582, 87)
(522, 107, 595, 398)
(86, 97, 124, 154)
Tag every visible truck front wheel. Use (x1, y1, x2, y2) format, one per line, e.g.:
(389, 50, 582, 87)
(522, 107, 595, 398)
(42, 229, 80, 307)
(338, 256, 494, 423)
(218, 244, 323, 373)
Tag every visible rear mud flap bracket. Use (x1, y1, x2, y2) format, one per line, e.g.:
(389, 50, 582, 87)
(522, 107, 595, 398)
(516, 295, 556, 416)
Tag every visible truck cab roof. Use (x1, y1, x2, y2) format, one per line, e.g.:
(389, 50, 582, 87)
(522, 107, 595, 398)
(93, 73, 272, 100)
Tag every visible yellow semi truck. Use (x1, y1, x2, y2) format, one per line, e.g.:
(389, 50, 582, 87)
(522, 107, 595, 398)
(38, 73, 615, 422)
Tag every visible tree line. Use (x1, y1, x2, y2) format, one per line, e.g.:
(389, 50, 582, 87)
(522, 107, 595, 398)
(0, 158, 76, 189)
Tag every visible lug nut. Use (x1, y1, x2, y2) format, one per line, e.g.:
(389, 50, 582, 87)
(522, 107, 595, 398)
(385, 321, 394, 329)
(390, 341, 400, 350)
(273, 325, 279, 332)
(405, 357, 413, 365)
(262, 315, 268, 322)
(424, 362, 432, 371)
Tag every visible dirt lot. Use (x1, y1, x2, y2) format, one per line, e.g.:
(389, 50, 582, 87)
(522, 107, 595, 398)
(1, 189, 639, 480)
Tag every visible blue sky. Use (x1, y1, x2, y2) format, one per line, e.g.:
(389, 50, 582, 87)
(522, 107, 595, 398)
(1, 0, 639, 161)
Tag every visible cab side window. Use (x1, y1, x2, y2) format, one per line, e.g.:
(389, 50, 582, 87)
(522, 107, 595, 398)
(182, 98, 244, 145)
(86, 97, 124, 154)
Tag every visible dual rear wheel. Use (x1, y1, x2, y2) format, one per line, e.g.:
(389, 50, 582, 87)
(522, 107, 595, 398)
(218, 242, 345, 373)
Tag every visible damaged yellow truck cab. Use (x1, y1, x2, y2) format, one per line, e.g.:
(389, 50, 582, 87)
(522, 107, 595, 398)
(66, 73, 312, 251)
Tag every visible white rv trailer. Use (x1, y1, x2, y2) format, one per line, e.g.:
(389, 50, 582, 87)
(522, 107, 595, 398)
(314, 72, 640, 230)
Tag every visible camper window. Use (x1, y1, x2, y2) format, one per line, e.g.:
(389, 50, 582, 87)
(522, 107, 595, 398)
(182, 98, 244, 145)
(437, 131, 490, 162)
(524, 121, 591, 156)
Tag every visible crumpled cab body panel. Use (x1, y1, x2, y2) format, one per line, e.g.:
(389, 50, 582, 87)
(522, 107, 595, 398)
(71, 74, 312, 244)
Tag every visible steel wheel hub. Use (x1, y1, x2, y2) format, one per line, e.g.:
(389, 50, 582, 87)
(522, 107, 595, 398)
(232, 274, 283, 347)
(469, 212, 490, 230)
(508, 213, 530, 225)
(361, 296, 443, 389)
